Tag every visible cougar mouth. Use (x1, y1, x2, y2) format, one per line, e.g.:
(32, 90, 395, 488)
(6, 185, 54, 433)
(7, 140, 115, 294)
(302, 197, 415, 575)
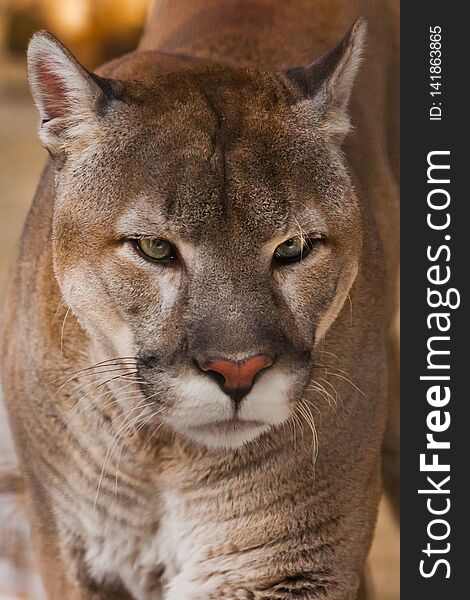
(188, 418, 265, 431)
(184, 418, 269, 449)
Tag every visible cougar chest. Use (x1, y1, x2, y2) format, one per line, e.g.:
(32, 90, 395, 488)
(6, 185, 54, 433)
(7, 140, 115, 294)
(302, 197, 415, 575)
(81, 487, 214, 600)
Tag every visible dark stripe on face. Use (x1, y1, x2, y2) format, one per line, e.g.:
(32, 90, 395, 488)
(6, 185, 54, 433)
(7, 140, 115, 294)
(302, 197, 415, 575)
(200, 88, 229, 216)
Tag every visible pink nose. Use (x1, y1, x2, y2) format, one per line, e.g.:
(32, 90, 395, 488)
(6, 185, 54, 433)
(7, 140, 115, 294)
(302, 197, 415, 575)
(199, 354, 274, 395)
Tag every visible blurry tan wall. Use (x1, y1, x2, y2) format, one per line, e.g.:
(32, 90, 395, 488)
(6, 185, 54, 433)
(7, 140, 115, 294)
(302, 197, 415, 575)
(2, 0, 151, 65)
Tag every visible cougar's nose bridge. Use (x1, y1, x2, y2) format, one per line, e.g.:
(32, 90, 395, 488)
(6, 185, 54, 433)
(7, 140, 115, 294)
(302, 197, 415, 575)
(186, 271, 281, 378)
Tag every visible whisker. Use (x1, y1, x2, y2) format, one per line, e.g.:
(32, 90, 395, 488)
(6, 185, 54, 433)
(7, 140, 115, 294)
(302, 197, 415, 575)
(303, 401, 319, 464)
(317, 377, 342, 408)
(51, 298, 65, 327)
(59, 306, 71, 360)
(106, 407, 152, 488)
(94, 400, 150, 509)
(308, 382, 338, 421)
(315, 360, 353, 378)
(63, 378, 141, 424)
(347, 293, 354, 326)
(48, 356, 137, 384)
(314, 359, 367, 399)
(113, 409, 160, 497)
(50, 367, 138, 400)
(297, 400, 319, 466)
(317, 348, 341, 363)
(144, 422, 165, 450)
(322, 370, 366, 398)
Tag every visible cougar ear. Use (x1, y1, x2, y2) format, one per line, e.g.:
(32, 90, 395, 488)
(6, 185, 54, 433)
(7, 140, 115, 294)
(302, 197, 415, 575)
(27, 30, 117, 160)
(284, 17, 366, 144)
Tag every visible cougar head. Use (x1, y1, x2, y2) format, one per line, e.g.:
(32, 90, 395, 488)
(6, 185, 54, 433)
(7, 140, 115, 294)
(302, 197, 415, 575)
(28, 20, 365, 449)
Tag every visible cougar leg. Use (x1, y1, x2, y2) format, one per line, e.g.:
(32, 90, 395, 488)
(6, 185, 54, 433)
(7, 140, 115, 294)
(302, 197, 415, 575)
(22, 473, 134, 600)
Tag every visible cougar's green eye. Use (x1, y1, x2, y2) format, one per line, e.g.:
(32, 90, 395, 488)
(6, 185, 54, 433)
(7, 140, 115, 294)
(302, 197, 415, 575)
(274, 235, 323, 264)
(135, 238, 176, 262)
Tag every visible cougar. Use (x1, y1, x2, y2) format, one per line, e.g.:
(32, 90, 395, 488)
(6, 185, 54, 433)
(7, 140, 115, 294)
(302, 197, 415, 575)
(0, 0, 399, 598)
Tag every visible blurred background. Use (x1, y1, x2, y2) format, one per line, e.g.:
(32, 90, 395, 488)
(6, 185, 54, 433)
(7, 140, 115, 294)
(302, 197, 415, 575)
(0, 1, 399, 599)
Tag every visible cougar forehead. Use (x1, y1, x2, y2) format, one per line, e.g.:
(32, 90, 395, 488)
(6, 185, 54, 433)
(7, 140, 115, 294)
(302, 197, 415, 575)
(54, 64, 355, 252)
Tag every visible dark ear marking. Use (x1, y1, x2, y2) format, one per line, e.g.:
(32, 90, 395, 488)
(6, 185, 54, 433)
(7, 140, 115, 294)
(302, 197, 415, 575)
(284, 17, 367, 143)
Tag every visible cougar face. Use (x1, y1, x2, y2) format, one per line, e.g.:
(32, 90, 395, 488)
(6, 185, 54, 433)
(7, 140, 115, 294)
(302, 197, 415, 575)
(29, 25, 364, 448)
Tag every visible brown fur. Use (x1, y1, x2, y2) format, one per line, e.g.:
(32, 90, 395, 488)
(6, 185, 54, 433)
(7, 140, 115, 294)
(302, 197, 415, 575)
(1, 1, 399, 598)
